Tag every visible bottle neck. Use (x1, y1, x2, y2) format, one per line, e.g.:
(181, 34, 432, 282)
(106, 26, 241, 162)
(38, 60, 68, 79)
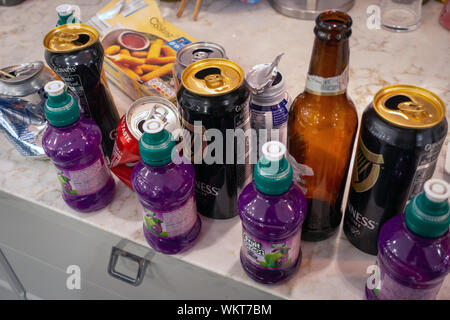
(305, 37, 349, 96)
(49, 116, 81, 130)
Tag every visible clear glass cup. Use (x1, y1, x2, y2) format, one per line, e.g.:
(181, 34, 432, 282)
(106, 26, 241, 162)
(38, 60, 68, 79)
(380, 0, 422, 32)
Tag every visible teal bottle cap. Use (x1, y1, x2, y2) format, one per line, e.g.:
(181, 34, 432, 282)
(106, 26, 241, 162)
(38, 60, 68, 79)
(139, 119, 176, 166)
(405, 179, 450, 238)
(254, 141, 293, 196)
(56, 4, 74, 16)
(44, 80, 80, 127)
(56, 4, 80, 25)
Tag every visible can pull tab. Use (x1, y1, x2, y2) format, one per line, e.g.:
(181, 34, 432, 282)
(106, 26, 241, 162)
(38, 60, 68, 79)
(398, 101, 427, 121)
(148, 105, 169, 125)
(55, 31, 78, 42)
(204, 74, 224, 89)
(49, 31, 80, 51)
(192, 49, 213, 61)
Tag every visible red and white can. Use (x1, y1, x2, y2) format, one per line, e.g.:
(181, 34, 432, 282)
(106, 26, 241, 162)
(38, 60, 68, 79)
(111, 96, 181, 189)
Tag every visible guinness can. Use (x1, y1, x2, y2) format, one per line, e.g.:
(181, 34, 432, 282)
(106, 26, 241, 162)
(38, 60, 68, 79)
(173, 42, 227, 90)
(343, 85, 448, 255)
(177, 59, 251, 219)
(43, 24, 120, 160)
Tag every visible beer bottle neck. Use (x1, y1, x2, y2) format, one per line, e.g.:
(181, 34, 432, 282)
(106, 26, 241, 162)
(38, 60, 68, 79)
(305, 37, 349, 96)
(304, 10, 352, 97)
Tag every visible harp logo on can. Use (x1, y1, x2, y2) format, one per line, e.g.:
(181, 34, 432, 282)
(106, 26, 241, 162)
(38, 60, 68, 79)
(352, 137, 384, 193)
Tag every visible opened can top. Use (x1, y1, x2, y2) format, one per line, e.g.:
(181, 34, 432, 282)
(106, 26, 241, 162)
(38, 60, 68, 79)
(177, 41, 227, 67)
(126, 96, 180, 141)
(43, 24, 99, 53)
(373, 85, 445, 129)
(181, 58, 244, 97)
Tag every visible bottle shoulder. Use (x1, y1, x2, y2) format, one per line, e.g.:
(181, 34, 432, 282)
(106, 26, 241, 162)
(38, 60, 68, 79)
(289, 92, 357, 128)
(42, 118, 102, 167)
(238, 182, 307, 238)
(378, 214, 450, 282)
(131, 160, 195, 212)
(291, 91, 357, 112)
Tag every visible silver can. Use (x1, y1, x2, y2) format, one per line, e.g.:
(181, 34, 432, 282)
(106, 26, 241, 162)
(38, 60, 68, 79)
(126, 96, 181, 141)
(245, 56, 290, 160)
(173, 41, 227, 90)
(0, 61, 57, 157)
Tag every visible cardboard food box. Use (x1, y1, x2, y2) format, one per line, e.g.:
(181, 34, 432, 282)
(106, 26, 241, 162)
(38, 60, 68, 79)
(88, 0, 196, 102)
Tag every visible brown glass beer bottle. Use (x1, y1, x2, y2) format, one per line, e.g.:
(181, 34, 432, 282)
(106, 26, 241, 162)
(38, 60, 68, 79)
(288, 11, 358, 241)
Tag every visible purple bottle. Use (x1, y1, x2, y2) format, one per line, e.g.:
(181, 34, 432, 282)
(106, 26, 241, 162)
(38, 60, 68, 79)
(131, 119, 201, 254)
(42, 81, 115, 212)
(239, 141, 307, 284)
(366, 178, 450, 300)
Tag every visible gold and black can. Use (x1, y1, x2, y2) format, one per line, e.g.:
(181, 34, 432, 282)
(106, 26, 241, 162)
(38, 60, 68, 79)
(177, 58, 251, 219)
(343, 85, 448, 255)
(43, 24, 120, 160)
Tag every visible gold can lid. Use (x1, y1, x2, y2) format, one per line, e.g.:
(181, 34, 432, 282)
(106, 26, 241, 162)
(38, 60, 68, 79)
(181, 58, 244, 96)
(373, 85, 445, 129)
(43, 24, 98, 53)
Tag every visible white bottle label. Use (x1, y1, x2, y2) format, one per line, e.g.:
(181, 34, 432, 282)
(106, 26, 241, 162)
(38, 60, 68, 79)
(142, 196, 198, 238)
(305, 65, 349, 96)
(55, 154, 111, 196)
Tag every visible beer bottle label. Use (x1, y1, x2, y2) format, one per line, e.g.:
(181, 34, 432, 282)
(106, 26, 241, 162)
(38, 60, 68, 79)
(241, 230, 301, 269)
(142, 196, 197, 238)
(55, 152, 110, 196)
(305, 65, 349, 96)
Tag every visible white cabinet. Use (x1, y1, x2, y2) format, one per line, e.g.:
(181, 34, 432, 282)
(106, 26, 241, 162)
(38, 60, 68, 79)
(0, 191, 278, 299)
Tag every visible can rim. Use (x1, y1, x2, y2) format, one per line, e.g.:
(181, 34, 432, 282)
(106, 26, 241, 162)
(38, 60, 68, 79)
(181, 58, 244, 97)
(43, 23, 99, 53)
(0, 61, 43, 84)
(126, 96, 179, 141)
(176, 41, 227, 67)
(373, 84, 445, 129)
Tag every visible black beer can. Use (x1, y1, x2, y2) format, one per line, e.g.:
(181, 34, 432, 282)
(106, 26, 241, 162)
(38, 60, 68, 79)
(43, 24, 120, 160)
(177, 58, 252, 219)
(343, 85, 448, 255)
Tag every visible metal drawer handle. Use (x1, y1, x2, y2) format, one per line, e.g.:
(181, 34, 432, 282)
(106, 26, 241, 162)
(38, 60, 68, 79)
(107, 246, 149, 287)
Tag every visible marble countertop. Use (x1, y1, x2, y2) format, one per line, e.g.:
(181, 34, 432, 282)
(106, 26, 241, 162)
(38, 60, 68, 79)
(0, 0, 449, 299)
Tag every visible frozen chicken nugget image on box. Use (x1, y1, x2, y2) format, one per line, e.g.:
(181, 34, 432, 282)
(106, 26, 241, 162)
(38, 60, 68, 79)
(132, 65, 144, 76)
(97, 0, 197, 103)
(161, 45, 176, 57)
(140, 63, 174, 82)
(141, 64, 160, 73)
(131, 51, 149, 58)
(120, 48, 131, 56)
(146, 56, 176, 65)
(121, 66, 141, 82)
(112, 55, 145, 67)
(147, 39, 164, 59)
(105, 45, 120, 55)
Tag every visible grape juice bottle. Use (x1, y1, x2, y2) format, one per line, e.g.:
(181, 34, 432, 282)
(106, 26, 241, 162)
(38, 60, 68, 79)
(366, 179, 450, 300)
(42, 80, 115, 212)
(131, 119, 201, 254)
(239, 141, 307, 284)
